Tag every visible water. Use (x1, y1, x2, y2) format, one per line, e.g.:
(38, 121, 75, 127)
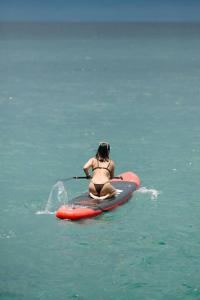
(1, 22, 200, 300)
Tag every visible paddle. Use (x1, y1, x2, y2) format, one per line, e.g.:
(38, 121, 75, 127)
(58, 176, 123, 182)
(58, 176, 90, 181)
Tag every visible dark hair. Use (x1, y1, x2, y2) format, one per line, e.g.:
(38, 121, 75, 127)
(96, 142, 110, 160)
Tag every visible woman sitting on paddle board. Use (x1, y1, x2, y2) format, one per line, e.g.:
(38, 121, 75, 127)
(83, 142, 116, 200)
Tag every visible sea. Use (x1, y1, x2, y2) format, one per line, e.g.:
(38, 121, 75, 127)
(0, 22, 200, 300)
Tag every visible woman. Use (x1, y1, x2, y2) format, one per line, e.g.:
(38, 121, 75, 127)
(83, 142, 116, 200)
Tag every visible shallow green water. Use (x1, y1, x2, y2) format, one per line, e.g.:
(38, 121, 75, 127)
(1, 22, 200, 300)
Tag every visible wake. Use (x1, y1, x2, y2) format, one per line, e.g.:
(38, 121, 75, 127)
(137, 187, 161, 200)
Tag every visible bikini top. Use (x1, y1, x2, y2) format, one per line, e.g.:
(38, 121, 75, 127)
(92, 159, 112, 176)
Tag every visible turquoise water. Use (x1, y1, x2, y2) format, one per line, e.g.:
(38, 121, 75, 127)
(1, 22, 200, 300)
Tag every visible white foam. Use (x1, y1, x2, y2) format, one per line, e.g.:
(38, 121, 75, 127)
(137, 187, 161, 200)
(35, 210, 55, 215)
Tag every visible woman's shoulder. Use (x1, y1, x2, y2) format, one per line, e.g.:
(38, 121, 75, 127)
(85, 157, 96, 165)
(109, 159, 115, 167)
(90, 157, 97, 164)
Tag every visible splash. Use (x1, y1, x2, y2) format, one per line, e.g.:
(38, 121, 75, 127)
(36, 181, 69, 215)
(137, 187, 161, 200)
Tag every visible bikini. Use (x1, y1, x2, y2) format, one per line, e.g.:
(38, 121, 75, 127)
(92, 159, 111, 196)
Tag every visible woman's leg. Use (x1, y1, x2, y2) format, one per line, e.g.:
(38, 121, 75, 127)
(88, 181, 101, 196)
(100, 182, 116, 198)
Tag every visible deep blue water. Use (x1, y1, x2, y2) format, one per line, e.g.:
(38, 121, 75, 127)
(1, 22, 200, 300)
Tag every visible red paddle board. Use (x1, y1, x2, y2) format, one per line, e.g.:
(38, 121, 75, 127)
(56, 171, 140, 220)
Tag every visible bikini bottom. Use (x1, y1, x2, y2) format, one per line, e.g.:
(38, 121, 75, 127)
(92, 181, 109, 196)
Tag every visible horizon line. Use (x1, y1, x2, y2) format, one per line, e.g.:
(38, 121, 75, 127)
(0, 20, 200, 24)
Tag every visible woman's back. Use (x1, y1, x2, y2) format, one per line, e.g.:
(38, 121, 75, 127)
(92, 158, 114, 184)
(83, 142, 116, 199)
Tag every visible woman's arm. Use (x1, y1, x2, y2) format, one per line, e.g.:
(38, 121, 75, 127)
(83, 158, 93, 177)
(110, 160, 115, 179)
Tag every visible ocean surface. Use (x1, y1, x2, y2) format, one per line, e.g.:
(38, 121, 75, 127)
(1, 22, 200, 300)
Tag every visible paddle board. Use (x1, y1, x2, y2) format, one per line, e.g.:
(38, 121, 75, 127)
(56, 171, 140, 220)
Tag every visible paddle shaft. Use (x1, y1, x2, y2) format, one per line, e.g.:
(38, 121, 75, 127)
(59, 176, 123, 181)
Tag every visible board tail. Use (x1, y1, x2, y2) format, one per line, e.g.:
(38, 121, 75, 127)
(113, 171, 140, 189)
